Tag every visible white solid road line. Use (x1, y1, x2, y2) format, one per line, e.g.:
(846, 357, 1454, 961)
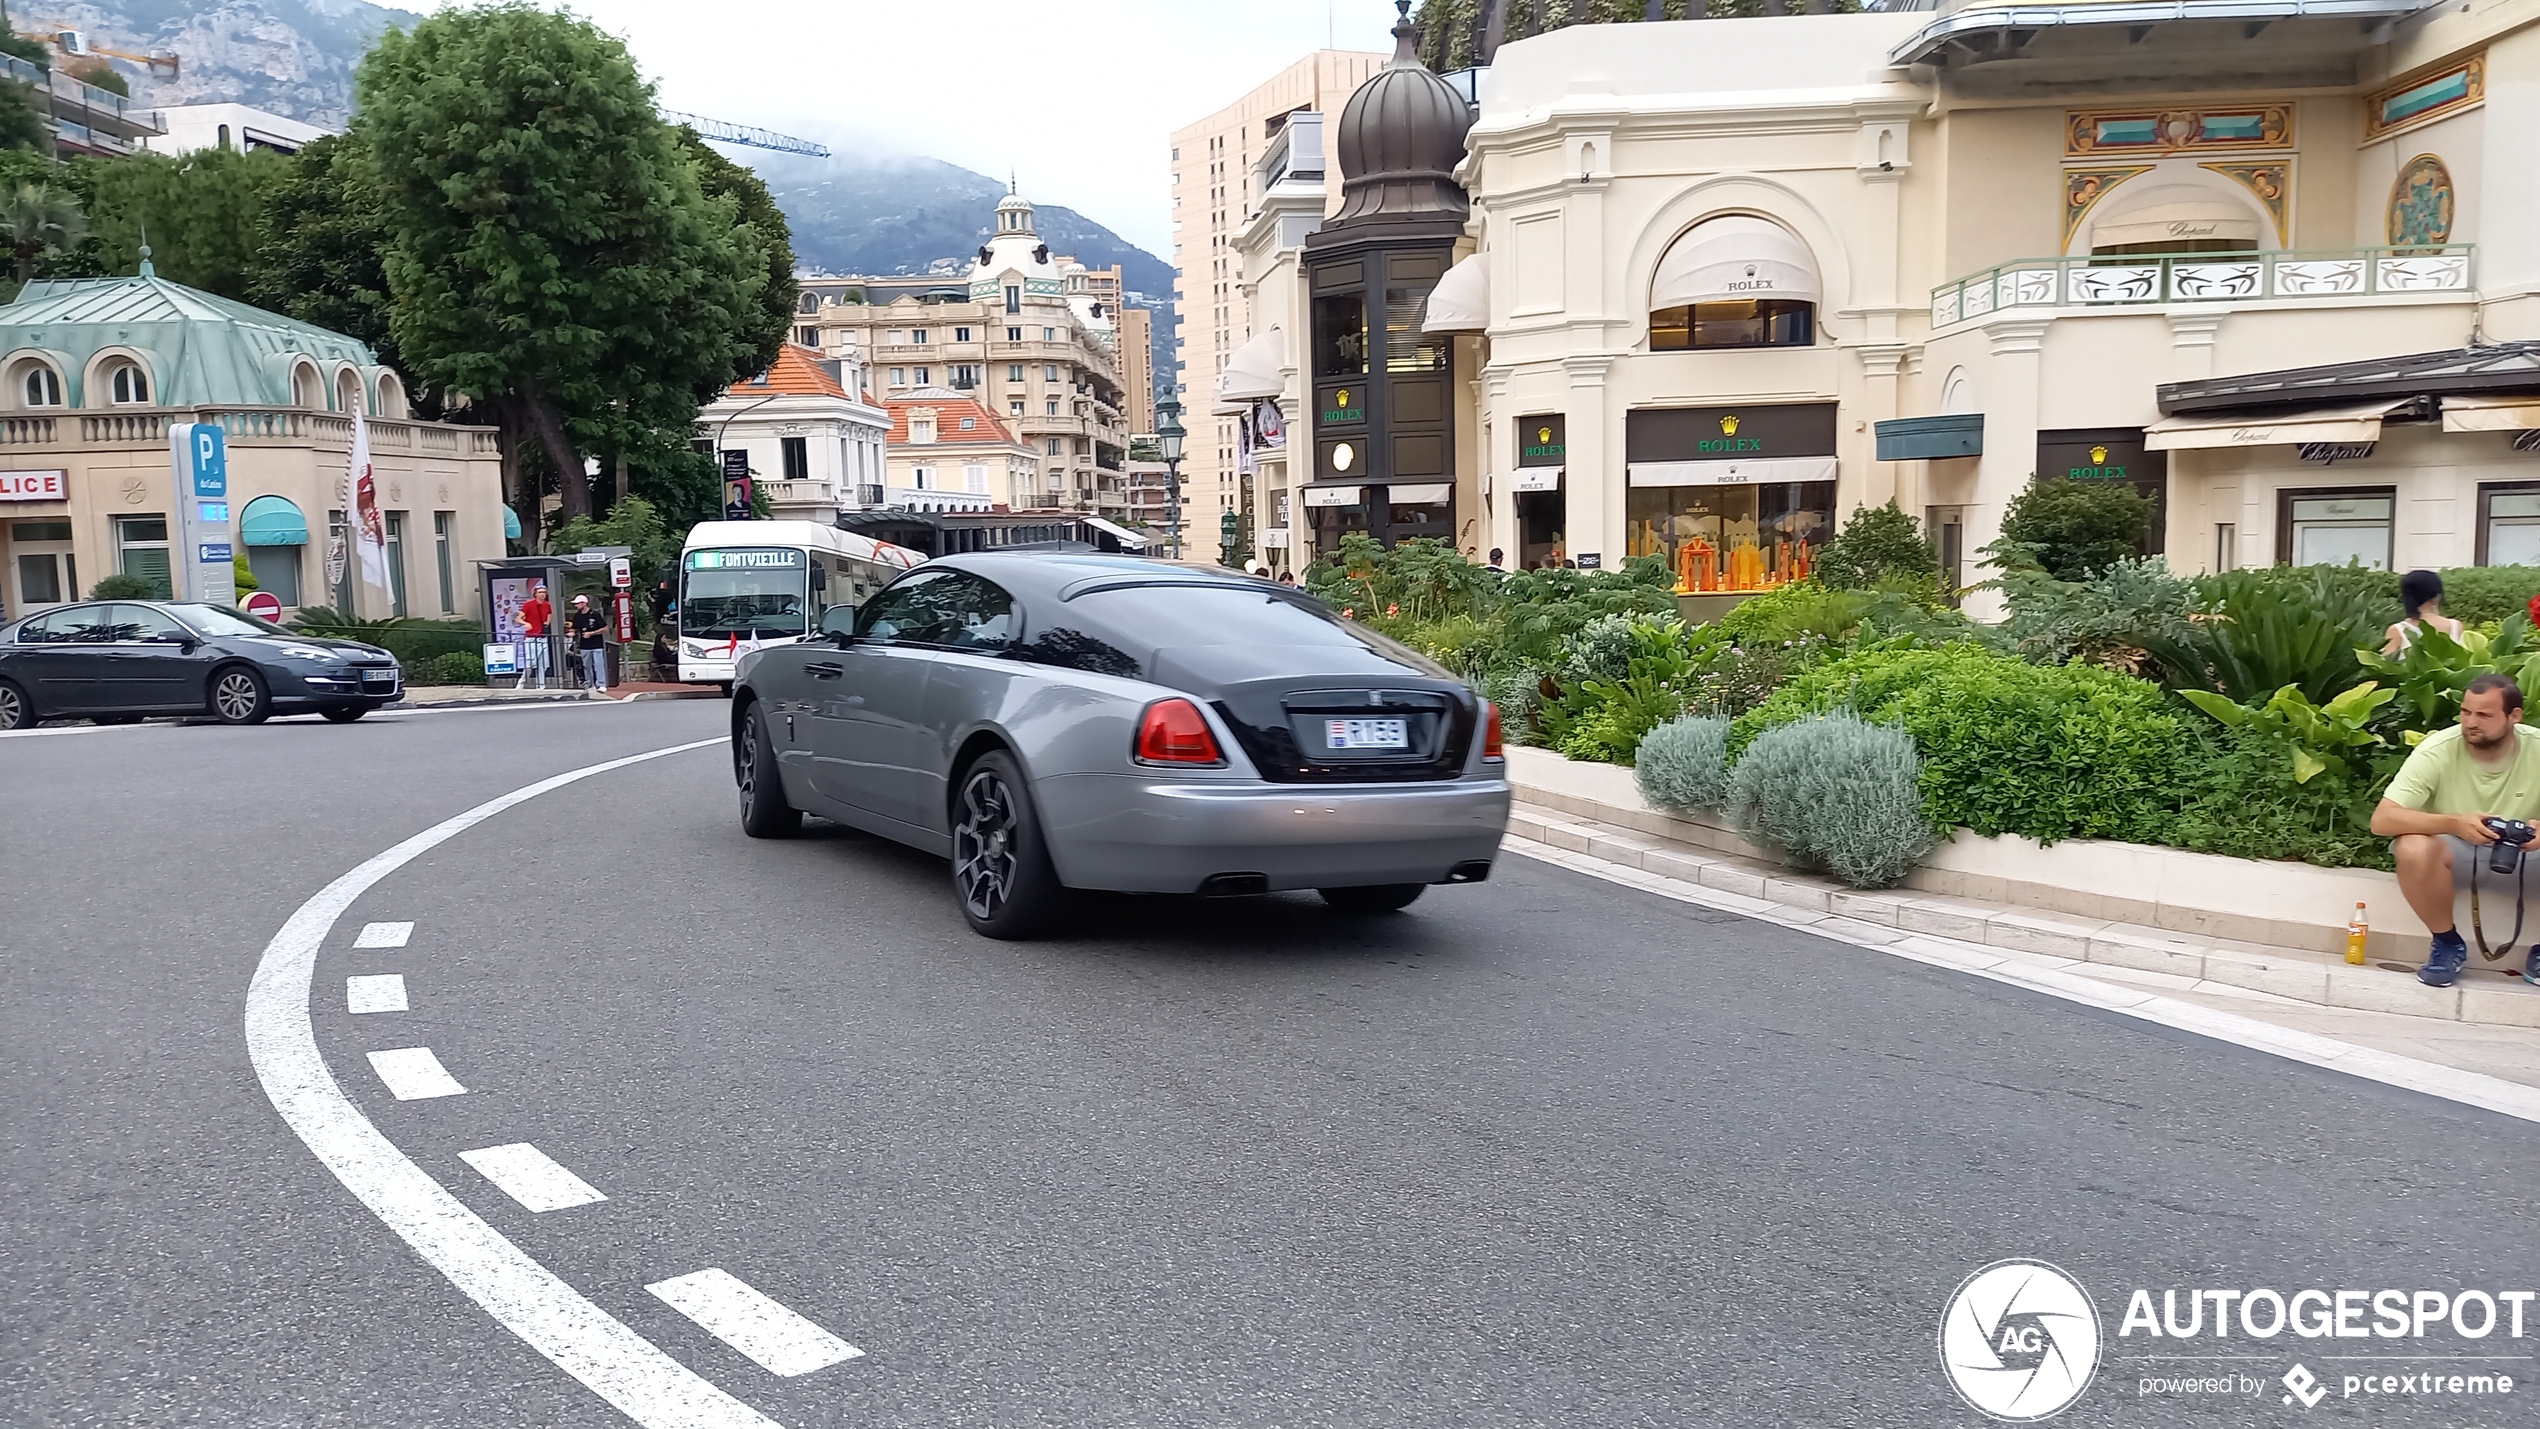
(354, 921, 415, 949)
(460, 1143, 610, 1213)
(346, 974, 409, 1014)
(646, 1270, 864, 1378)
(1502, 834, 2540, 1126)
(368, 1047, 467, 1100)
(240, 736, 784, 1429)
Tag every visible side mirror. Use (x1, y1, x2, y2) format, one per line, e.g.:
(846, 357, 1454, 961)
(820, 604, 859, 640)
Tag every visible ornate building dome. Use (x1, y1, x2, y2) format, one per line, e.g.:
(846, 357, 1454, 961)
(1326, 0, 1474, 234)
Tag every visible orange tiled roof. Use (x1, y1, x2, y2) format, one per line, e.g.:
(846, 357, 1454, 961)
(729, 343, 849, 400)
(879, 390, 1029, 449)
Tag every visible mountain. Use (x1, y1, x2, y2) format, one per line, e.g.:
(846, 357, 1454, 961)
(22, 0, 416, 129)
(750, 152, 1172, 299)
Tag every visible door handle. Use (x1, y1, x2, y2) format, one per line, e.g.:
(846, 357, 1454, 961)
(807, 662, 844, 679)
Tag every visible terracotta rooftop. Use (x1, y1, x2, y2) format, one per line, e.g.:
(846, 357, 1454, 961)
(880, 388, 1030, 448)
(729, 343, 849, 400)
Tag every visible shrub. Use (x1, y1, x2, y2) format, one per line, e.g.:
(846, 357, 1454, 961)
(1719, 581, 1867, 644)
(2138, 566, 2388, 706)
(1477, 665, 1544, 745)
(1733, 644, 2191, 845)
(292, 608, 482, 666)
(1726, 712, 1936, 888)
(1559, 612, 1640, 685)
(414, 650, 485, 685)
(2425, 566, 2540, 626)
(1635, 714, 1731, 811)
(2167, 724, 2392, 869)
(1816, 500, 1938, 590)
(1992, 556, 2193, 672)
(88, 571, 163, 599)
(1992, 477, 2152, 581)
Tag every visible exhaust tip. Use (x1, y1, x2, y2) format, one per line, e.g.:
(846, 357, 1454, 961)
(1441, 860, 1492, 884)
(1198, 872, 1270, 897)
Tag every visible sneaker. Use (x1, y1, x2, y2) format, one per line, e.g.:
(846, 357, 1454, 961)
(2418, 931, 2469, 987)
(2524, 953, 2539, 988)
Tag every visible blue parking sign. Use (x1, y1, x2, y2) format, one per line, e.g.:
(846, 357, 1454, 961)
(179, 423, 227, 498)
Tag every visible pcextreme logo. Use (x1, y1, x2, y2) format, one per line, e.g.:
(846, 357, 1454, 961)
(1940, 1259, 2103, 1421)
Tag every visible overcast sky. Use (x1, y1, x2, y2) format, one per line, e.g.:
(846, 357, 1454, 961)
(459, 1, 1406, 257)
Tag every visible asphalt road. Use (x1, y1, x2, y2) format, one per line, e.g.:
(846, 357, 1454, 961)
(5, 699, 2536, 1428)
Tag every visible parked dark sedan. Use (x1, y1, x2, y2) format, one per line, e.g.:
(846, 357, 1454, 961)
(730, 553, 1511, 938)
(0, 600, 402, 730)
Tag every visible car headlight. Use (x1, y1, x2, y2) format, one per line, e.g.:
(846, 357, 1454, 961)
(274, 644, 342, 662)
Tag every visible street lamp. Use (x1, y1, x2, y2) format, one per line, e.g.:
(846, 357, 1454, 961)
(1155, 391, 1186, 561)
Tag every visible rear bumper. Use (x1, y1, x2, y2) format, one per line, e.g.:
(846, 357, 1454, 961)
(1034, 770, 1512, 894)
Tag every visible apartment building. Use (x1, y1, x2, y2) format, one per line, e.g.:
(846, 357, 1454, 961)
(878, 390, 1035, 513)
(697, 344, 889, 524)
(804, 194, 1134, 521)
(1171, 49, 1388, 564)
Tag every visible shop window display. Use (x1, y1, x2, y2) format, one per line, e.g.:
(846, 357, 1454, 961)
(1624, 482, 1836, 593)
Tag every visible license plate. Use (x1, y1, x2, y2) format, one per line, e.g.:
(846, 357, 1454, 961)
(1325, 717, 1408, 750)
(361, 670, 395, 687)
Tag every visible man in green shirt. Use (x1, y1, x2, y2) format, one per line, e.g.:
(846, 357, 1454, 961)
(2371, 674, 2540, 986)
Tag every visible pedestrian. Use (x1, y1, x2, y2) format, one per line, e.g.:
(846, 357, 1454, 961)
(2384, 569, 2465, 655)
(568, 594, 610, 693)
(1278, 571, 1297, 586)
(2370, 673, 2540, 987)
(1487, 547, 1506, 573)
(651, 626, 677, 683)
(515, 583, 552, 690)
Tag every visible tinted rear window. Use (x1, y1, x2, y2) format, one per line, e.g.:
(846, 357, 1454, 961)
(1073, 586, 1361, 647)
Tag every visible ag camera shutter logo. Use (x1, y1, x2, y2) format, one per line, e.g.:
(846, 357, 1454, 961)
(1940, 1259, 2102, 1420)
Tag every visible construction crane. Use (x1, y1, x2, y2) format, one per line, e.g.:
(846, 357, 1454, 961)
(661, 109, 828, 158)
(16, 23, 179, 78)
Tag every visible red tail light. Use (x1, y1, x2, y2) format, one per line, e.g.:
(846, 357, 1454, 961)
(1135, 698, 1224, 765)
(1483, 700, 1505, 761)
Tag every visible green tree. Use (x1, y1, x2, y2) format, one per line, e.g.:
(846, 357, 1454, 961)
(1415, 0, 1860, 69)
(357, 4, 765, 523)
(1815, 500, 1938, 590)
(1991, 477, 2153, 582)
(247, 133, 440, 416)
(0, 21, 53, 156)
(679, 130, 797, 382)
(80, 147, 291, 298)
(0, 181, 83, 284)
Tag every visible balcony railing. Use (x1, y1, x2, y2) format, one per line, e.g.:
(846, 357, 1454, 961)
(0, 405, 498, 454)
(1930, 245, 2475, 327)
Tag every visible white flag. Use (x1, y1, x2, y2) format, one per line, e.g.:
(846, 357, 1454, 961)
(351, 406, 387, 589)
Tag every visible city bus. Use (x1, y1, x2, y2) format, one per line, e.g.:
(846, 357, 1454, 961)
(676, 520, 922, 686)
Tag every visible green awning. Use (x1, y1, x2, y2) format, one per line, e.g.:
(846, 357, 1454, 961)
(239, 494, 308, 546)
(1874, 413, 1984, 461)
(502, 505, 522, 540)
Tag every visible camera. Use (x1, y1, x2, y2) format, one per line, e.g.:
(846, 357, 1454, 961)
(2484, 817, 2536, 873)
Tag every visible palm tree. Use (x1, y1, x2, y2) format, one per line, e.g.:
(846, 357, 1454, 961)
(0, 183, 85, 285)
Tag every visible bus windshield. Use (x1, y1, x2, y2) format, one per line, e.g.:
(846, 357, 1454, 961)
(682, 548, 810, 638)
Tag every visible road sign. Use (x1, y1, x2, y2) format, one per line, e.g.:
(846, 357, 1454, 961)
(482, 641, 519, 677)
(242, 591, 284, 621)
(613, 591, 634, 644)
(168, 424, 235, 606)
(609, 556, 631, 589)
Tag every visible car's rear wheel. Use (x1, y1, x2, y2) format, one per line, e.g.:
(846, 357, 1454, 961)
(320, 705, 368, 723)
(735, 702, 799, 838)
(1319, 883, 1426, 913)
(952, 751, 1064, 939)
(0, 678, 30, 731)
(210, 666, 271, 725)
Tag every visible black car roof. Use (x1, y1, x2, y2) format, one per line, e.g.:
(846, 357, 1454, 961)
(928, 551, 1273, 603)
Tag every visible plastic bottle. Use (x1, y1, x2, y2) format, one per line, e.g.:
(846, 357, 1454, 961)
(2345, 902, 2370, 965)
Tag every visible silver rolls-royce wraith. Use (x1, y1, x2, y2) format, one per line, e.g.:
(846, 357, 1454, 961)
(728, 552, 1512, 938)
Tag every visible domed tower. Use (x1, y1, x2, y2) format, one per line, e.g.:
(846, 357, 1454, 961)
(967, 188, 1059, 309)
(1299, 0, 1474, 552)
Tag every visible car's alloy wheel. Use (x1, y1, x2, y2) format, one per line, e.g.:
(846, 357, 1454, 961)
(735, 705, 799, 838)
(950, 752, 1063, 939)
(211, 668, 269, 725)
(0, 680, 26, 731)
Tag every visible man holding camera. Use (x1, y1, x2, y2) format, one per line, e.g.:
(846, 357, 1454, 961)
(2371, 674, 2540, 986)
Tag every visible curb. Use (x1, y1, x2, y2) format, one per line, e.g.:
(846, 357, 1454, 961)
(1511, 801, 2540, 1033)
(389, 688, 723, 712)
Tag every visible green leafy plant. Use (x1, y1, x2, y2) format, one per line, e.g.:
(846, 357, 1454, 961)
(1477, 665, 1545, 746)
(1815, 500, 1938, 590)
(1992, 555, 2193, 672)
(1635, 714, 1731, 812)
(87, 572, 163, 599)
(1726, 711, 1936, 888)
(2134, 567, 2389, 706)
(2354, 618, 2540, 732)
(414, 649, 486, 685)
(2176, 681, 2397, 785)
(1987, 477, 2152, 581)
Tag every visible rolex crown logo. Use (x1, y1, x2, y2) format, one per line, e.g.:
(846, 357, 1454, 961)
(1335, 389, 1350, 408)
(1720, 415, 1741, 436)
(2090, 444, 2109, 464)
(1537, 426, 1552, 444)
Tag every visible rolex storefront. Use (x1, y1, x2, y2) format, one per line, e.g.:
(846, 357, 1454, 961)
(1624, 404, 1839, 604)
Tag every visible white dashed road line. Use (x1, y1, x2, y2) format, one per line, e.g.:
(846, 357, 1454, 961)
(354, 921, 416, 949)
(646, 1270, 864, 1378)
(241, 736, 782, 1429)
(346, 974, 410, 1014)
(368, 1047, 467, 1100)
(460, 1144, 610, 1213)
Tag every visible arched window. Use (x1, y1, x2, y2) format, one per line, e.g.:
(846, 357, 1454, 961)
(17, 362, 61, 407)
(1648, 216, 1820, 351)
(375, 372, 406, 419)
(2085, 182, 2264, 258)
(106, 361, 149, 405)
(291, 363, 322, 408)
(336, 368, 364, 414)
